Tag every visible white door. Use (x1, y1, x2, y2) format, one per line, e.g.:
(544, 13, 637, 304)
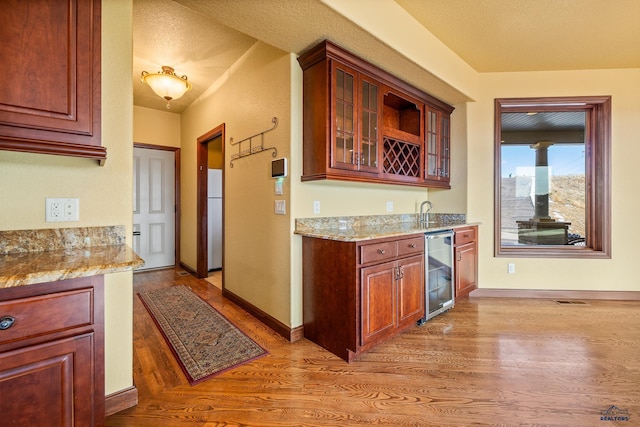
(133, 147, 176, 270)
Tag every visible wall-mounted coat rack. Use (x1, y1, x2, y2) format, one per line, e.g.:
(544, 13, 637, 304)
(229, 116, 278, 168)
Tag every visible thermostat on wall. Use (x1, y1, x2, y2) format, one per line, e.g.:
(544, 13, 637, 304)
(271, 157, 288, 178)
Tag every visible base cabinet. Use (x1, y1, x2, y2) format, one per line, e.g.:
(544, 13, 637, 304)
(303, 234, 424, 361)
(0, 276, 105, 426)
(454, 226, 478, 298)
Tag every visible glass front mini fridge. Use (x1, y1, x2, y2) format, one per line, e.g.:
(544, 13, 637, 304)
(424, 229, 455, 321)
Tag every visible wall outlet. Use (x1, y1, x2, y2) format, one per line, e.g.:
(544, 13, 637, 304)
(386, 201, 394, 212)
(508, 263, 516, 274)
(46, 198, 79, 222)
(313, 200, 320, 215)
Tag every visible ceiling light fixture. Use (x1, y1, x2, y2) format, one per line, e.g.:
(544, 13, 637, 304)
(140, 66, 192, 109)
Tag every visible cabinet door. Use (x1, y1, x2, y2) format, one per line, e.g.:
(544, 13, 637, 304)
(358, 75, 380, 173)
(397, 255, 425, 327)
(424, 106, 450, 184)
(0, 334, 96, 427)
(360, 261, 396, 345)
(455, 241, 477, 298)
(0, 0, 103, 162)
(331, 62, 358, 171)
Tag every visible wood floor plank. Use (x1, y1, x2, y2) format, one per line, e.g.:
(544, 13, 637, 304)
(106, 268, 640, 426)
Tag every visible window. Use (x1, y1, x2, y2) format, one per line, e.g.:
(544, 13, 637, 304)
(494, 97, 611, 258)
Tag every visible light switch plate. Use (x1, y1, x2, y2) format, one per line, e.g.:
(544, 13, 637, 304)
(275, 200, 286, 215)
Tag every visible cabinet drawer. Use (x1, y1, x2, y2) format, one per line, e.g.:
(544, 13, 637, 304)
(360, 241, 397, 264)
(397, 236, 424, 257)
(454, 227, 476, 246)
(0, 288, 93, 345)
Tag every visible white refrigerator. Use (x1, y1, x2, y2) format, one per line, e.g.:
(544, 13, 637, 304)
(207, 169, 223, 270)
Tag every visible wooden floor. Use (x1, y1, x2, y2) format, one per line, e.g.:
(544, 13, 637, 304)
(106, 268, 640, 426)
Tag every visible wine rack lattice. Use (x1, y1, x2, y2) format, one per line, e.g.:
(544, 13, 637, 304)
(382, 137, 420, 177)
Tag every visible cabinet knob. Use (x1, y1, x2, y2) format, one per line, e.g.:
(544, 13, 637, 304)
(0, 316, 15, 330)
(377, 249, 385, 255)
(409, 244, 416, 248)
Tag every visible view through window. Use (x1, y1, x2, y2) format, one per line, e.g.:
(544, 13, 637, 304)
(500, 111, 586, 246)
(494, 97, 611, 258)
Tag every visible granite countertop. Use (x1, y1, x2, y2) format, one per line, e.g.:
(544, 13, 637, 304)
(0, 226, 144, 288)
(295, 213, 476, 242)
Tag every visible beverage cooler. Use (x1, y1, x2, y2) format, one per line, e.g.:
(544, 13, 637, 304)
(423, 229, 455, 321)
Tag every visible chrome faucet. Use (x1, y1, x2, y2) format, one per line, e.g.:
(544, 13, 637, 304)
(419, 201, 433, 226)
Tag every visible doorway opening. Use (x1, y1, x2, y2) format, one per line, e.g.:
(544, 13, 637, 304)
(197, 124, 225, 283)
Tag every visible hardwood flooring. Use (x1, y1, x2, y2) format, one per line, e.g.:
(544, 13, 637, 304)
(106, 268, 640, 426)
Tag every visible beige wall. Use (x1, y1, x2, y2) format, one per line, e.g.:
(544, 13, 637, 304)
(0, 1, 134, 395)
(468, 69, 640, 292)
(180, 42, 294, 325)
(133, 105, 181, 147)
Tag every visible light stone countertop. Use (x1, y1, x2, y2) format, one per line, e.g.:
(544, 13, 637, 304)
(295, 213, 476, 242)
(0, 226, 144, 288)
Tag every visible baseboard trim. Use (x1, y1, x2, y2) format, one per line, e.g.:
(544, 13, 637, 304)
(222, 288, 303, 342)
(470, 288, 640, 301)
(179, 262, 197, 276)
(105, 386, 138, 417)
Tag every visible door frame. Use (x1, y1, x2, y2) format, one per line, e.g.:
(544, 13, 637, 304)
(133, 143, 181, 269)
(196, 123, 225, 279)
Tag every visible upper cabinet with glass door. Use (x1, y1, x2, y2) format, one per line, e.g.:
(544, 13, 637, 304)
(332, 62, 381, 174)
(424, 105, 454, 187)
(298, 40, 454, 188)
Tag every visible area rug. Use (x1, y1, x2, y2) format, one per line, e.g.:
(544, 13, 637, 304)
(138, 285, 267, 385)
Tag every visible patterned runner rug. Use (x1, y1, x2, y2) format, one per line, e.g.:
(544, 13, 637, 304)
(138, 285, 267, 385)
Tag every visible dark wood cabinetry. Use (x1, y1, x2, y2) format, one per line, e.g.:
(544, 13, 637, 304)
(454, 226, 478, 298)
(0, 0, 104, 163)
(0, 276, 105, 426)
(303, 234, 424, 361)
(298, 40, 453, 188)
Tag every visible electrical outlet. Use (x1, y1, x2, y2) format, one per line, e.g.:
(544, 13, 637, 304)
(46, 198, 79, 222)
(508, 263, 516, 274)
(313, 200, 320, 215)
(386, 201, 394, 212)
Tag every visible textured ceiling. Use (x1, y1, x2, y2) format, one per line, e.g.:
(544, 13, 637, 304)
(133, 0, 640, 112)
(133, 0, 256, 112)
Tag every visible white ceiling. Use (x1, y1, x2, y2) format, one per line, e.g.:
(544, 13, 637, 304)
(133, 0, 640, 113)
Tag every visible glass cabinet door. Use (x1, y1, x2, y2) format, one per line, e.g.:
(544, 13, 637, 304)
(425, 108, 439, 180)
(424, 107, 451, 182)
(359, 78, 379, 172)
(439, 115, 450, 179)
(332, 63, 356, 170)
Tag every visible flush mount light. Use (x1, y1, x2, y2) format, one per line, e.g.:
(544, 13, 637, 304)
(140, 66, 192, 109)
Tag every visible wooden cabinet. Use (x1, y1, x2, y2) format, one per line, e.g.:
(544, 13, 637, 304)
(298, 40, 453, 188)
(425, 105, 452, 185)
(330, 62, 381, 174)
(0, 276, 105, 426)
(454, 226, 478, 298)
(0, 0, 104, 164)
(302, 234, 424, 361)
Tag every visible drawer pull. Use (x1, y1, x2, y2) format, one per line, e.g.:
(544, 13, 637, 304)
(377, 249, 385, 255)
(463, 234, 469, 238)
(0, 316, 15, 330)
(408, 244, 416, 248)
